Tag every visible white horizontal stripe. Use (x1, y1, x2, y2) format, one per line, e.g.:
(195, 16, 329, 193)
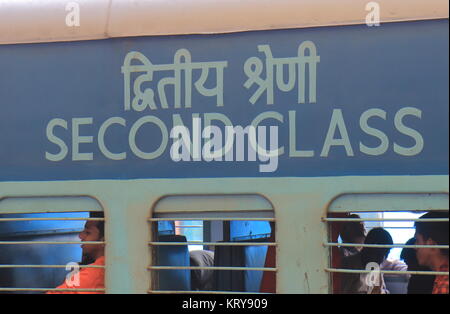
(149, 241, 276, 246)
(148, 266, 277, 272)
(324, 242, 448, 249)
(325, 268, 448, 276)
(0, 0, 448, 45)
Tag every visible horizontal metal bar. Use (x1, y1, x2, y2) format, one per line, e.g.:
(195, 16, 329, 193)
(0, 288, 105, 292)
(324, 242, 449, 249)
(150, 218, 275, 222)
(148, 266, 277, 272)
(325, 268, 449, 276)
(0, 241, 105, 245)
(0, 228, 82, 238)
(149, 242, 276, 246)
(323, 218, 448, 222)
(0, 265, 104, 269)
(149, 290, 271, 295)
(175, 225, 203, 228)
(0, 217, 104, 222)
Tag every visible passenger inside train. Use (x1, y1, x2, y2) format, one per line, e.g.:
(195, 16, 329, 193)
(189, 250, 215, 291)
(339, 214, 366, 257)
(400, 237, 435, 294)
(341, 227, 396, 294)
(336, 211, 449, 294)
(414, 212, 449, 294)
(46, 212, 105, 294)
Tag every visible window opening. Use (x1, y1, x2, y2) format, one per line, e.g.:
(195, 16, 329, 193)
(149, 194, 276, 294)
(325, 209, 448, 294)
(0, 197, 105, 294)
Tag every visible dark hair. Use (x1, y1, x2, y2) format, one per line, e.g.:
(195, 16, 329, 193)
(89, 211, 105, 238)
(340, 214, 366, 243)
(415, 211, 449, 256)
(400, 237, 419, 269)
(361, 227, 393, 266)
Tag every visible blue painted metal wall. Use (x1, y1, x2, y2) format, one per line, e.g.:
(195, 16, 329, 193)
(0, 20, 448, 181)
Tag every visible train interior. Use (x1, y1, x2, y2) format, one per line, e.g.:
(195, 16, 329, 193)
(0, 212, 89, 293)
(0, 211, 276, 293)
(153, 218, 274, 292)
(0, 207, 447, 294)
(327, 210, 445, 294)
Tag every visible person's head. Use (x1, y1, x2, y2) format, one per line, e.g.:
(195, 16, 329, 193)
(401, 237, 419, 269)
(414, 211, 449, 269)
(340, 214, 366, 245)
(79, 211, 105, 263)
(361, 227, 393, 266)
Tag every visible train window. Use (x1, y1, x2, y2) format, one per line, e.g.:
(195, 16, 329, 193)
(0, 196, 105, 294)
(148, 194, 276, 294)
(325, 193, 449, 294)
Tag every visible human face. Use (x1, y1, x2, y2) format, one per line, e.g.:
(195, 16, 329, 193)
(79, 221, 104, 260)
(354, 236, 365, 252)
(415, 232, 435, 268)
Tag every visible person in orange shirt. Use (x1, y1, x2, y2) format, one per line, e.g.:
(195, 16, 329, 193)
(415, 212, 449, 294)
(47, 212, 105, 294)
